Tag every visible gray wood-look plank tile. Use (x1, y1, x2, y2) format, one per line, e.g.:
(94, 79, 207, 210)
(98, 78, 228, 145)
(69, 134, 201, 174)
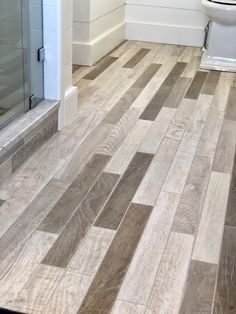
(0, 231, 57, 305)
(38, 154, 110, 235)
(185, 71, 208, 99)
(105, 119, 153, 175)
(43, 270, 92, 314)
(77, 203, 152, 314)
(118, 192, 181, 305)
(103, 87, 141, 125)
(0, 180, 65, 266)
(164, 77, 192, 108)
(212, 120, 236, 174)
(213, 226, 236, 314)
(201, 71, 221, 95)
(132, 63, 161, 89)
(83, 56, 118, 80)
(192, 172, 231, 264)
(139, 107, 176, 154)
(42, 172, 119, 268)
(172, 156, 212, 235)
(69, 226, 115, 276)
(165, 98, 196, 141)
(140, 62, 187, 121)
(95, 152, 153, 230)
(181, 56, 201, 78)
(196, 104, 224, 158)
(112, 300, 146, 314)
(180, 260, 218, 314)
(225, 152, 236, 227)
(123, 48, 150, 68)
(9, 265, 64, 314)
(162, 151, 195, 195)
(0, 199, 5, 207)
(147, 232, 194, 314)
(225, 86, 236, 121)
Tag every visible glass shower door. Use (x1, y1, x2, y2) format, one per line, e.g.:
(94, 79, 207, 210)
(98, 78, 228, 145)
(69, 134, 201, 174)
(0, 0, 44, 130)
(0, 0, 26, 129)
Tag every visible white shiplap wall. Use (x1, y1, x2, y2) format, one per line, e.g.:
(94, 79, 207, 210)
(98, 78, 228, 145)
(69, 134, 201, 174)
(126, 0, 208, 47)
(73, 0, 126, 65)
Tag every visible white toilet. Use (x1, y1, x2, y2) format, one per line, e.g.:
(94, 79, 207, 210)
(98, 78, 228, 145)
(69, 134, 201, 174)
(201, 0, 236, 72)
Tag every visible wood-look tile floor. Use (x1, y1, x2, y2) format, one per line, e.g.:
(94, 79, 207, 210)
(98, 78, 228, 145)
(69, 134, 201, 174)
(0, 41, 236, 314)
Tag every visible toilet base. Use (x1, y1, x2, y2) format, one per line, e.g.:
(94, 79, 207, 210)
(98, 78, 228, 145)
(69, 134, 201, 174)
(200, 50, 236, 72)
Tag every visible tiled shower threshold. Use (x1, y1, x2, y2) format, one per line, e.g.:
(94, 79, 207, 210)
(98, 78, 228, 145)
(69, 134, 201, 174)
(0, 100, 60, 184)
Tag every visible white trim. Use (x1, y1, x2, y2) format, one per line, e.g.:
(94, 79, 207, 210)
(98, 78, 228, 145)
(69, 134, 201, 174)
(73, 23, 125, 66)
(126, 22, 205, 47)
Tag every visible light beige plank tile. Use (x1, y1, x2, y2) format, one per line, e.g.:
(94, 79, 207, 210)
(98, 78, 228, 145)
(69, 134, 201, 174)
(172, 156, 212, 235)
(112, 300, 146, 314)
(133, 138, 179, 206)
(9, 265, 64, 313)
(196, 103, 224, 158)
(69, 227, 115, 276)
(212, 119, 236, 174)
(43, 270, 92, 314)
(0, 231, 57, 305)
(162, 151, 195, 195)
(97, 108, 140, 156)
(138, 107, 176, 154)
(181, 56, 201, 78)
(192, 171, 231, 264)
(165, 98, 196, 141)
(118, 192, 181, 305)
(186, 94, 213, 134)
(147, 232, 194, 314)
(105, 120, 153, 175)
(213, 75, 233, 112)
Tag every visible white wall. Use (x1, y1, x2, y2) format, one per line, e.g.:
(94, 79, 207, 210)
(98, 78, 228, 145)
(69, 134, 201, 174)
(43, 0, 78, 129)
(126, 0, 208, 47)
(73, 0, 126, 65)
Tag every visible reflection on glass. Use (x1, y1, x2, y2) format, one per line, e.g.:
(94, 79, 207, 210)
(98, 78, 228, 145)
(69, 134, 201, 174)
(0, 0, 25, 129)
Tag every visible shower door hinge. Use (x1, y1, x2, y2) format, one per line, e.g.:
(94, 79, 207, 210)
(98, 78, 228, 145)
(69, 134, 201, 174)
(37, 47, 45, 62)
(29, 95, 37, 109)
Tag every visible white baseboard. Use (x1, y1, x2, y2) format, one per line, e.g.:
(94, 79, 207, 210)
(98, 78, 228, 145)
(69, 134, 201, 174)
(73, 23, 125, 66)
(126, 21, 205, 47)
(58, 86, 78, 130)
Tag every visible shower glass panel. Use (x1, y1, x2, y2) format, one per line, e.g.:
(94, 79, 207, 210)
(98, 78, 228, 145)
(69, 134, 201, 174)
(0, 0, 44, 130)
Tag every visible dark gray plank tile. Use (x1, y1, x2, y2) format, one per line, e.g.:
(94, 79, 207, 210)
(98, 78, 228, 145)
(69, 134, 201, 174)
(94, 152, 153, 230)
(0, 180, 65, 266)
(225, 151, 236, 227)
(172, 156, 212, 235)
(77, 203, 152, 314)
(164, 77, 192, 108)
(123, 48, 150, 69)
(185, 71, 208, 99)
(38, 154, 110, 234)
(201, 71, 220, 95)
(83, 56, 118, 80)
(212, 120, 236, 174)
(103, 63, 161, 124)
(132, 63, 162, 89)
(140, 62, 187, 121)
(42, 172, 119, 268)
(0, 199, 5, 207)
(139, 85, 172, 121)
(180, 260, 217, 314)
(164, 62, 187, 86)
(103, 87, 141, 125)
(213, 226, 236, 314)
(225, 86, 236, 121)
